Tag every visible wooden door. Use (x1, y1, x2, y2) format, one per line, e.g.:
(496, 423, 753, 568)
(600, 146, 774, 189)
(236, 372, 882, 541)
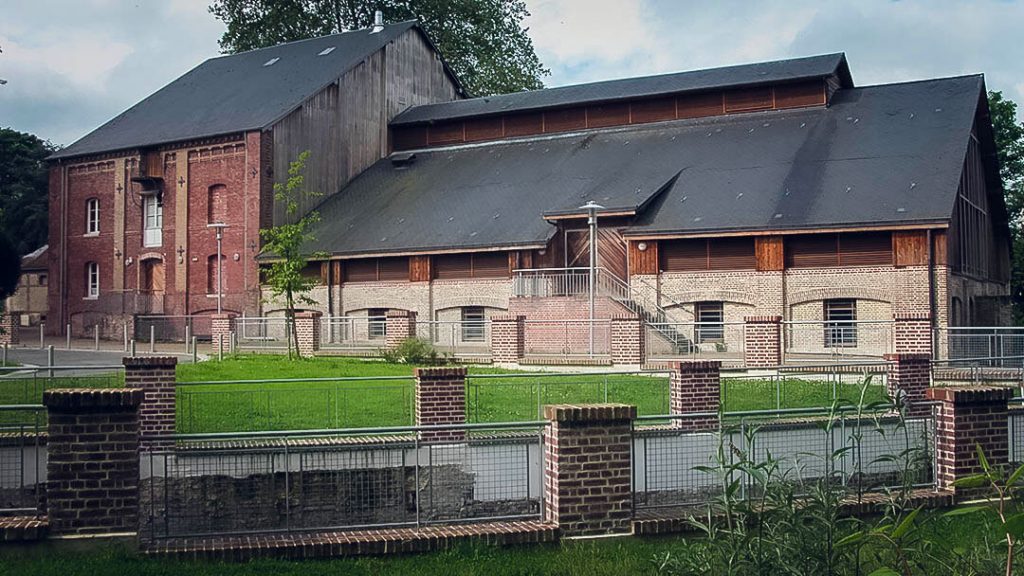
(142, 260, 165, 293)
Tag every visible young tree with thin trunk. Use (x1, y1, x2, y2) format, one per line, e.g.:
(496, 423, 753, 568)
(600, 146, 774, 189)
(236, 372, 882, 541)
(260, 151, 325, 359)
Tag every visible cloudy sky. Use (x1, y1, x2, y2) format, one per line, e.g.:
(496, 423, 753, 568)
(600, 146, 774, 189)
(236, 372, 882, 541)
(2, 0, 1022, 147)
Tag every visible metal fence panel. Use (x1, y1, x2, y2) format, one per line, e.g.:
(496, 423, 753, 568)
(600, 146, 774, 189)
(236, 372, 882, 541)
(0, 406, 46, 514)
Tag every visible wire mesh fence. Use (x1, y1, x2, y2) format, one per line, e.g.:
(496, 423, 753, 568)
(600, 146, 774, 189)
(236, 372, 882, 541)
(0, 405, 46, 514)
(135, 315, 213, 344)
(0, 365, 124, 409)
(632, 408, 935, 513)
(1010, 403, 1024, 464)
(645, 322, 746, 362)
(415, 321, 491, 360)
(939, 328, 1024, 366)
(720, 363, 891, 413)
(465, 371, 670, 423)
(319, 316, 383, 354)
(176, 376, 417, 434)
(236, 316, 293, 351)
(140, 421, 544, 540)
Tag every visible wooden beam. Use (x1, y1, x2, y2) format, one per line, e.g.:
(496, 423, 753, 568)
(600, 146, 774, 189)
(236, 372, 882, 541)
(755, 236, 784, 271)
(626, 222, 948, 241)
(409, 255, 432, 282)
(893, 230, 928, 267)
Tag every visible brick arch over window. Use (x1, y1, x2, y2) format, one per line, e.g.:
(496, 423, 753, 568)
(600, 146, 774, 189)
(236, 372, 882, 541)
(788, 287, 892, 306)
(669, 290, 758, 307)
(432, 294, 510, 311)
(207, 184, 227, 223)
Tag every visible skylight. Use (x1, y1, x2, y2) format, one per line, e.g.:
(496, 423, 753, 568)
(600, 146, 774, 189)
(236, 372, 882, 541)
(318, 47, 336, 56)
(263, 57, 280, 67)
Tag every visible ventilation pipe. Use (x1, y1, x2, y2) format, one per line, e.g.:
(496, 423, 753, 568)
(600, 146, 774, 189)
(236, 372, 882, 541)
(371, 10, 384, 33)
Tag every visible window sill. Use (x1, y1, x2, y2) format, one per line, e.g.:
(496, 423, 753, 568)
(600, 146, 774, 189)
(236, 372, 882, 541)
(83, 296, 98, 301)
(83, 232, 99, 238)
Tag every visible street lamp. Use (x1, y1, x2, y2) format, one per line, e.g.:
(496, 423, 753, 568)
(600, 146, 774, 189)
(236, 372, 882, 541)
(207, 223, 229, 314)
(579, 201, 605, 356)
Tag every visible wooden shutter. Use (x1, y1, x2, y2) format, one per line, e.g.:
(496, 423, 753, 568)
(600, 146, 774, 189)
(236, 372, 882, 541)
(630, 97, 676, 124)
(677, 92, 724, 119)
(660, 239, 708, 271)
(435, 254, 473, 279)
(785, 235, 839, 268)
(838, 232, 893, 266)
(774, 81, 825, 109)
(377, 257, 409, 281)
(724, 87, 773, 112)
(708, 238, 755, 270)
(344, 259, 377, 282)
(471, 252, 509, 278)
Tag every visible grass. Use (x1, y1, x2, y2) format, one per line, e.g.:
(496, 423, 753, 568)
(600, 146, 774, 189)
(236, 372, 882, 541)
(0, 355, 889, 432)
(0, 511, 1009, 576)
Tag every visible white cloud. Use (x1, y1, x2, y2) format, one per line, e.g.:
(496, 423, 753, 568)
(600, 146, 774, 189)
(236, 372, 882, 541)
(0, 32, 132, 93)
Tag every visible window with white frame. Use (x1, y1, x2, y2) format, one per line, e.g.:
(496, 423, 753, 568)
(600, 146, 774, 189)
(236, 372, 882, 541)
(824, 299, 857, 347)
(85, 262, 99, 298)
(86, 198, 100, 234)
(143, 193, 163, 247)
(368, 308, 387, 339)
(695, 301, 724, 343)
(461, 307, 486, 342)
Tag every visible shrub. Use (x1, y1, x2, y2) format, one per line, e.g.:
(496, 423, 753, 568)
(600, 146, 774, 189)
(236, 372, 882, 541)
(381, 338, 450, 365)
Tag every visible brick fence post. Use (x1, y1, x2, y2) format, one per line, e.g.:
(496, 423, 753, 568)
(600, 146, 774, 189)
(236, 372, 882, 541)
(670, 360, 721, 430)
(294, 311, 322, 357)
(744, 316, 781, 368)
(543, 404, 635, 536)
(926, 386, 1012, 496)
(43, 388, 143, 536)
(611, 315, 645, 365)
(123, 356, 177, 450)
(386, 310, 417, 350)
(490, 315, 525, 363)
(210, 313, 236, 355)
(0, 312, 20, 345)
(883, 353, 931, 417)
(415, 367, 466, 442)
(893, 312, 933, 356)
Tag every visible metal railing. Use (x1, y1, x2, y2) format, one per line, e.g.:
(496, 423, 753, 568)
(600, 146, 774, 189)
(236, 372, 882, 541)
(176, 375, 416, 434)
(512, 267, 590, 298)
(931, 356, 1024, 383)
(632, 406, 935, 512)
(522, 318, 612, 357)
(140, 421, 545, 540)
(0, 364, 125, 405)
(135, 315, 212, 345)
(0, 405, 46, 515)
(1010, 400, 1024, 464)
(320, 316, 384, 353)
(939, 327, 1024, 365)
(465, 371, 670, 422)
(646, 322, 746, 362)
(782, 320, 894, 362)
(721, 362, 891, 412)
(415, 320, 491, 359)
(236, 316, 292, 351)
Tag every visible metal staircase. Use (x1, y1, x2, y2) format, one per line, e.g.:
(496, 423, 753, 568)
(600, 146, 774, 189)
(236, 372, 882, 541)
(594, 269, 695, 354)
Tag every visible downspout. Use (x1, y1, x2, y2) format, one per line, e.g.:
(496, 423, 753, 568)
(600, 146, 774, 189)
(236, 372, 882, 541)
(927, 229, 936, 358)
(60, 163, 68, 331)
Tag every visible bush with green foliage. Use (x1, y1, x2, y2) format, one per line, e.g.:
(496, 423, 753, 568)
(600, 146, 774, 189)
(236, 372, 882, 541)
(380, 338, 450, 365)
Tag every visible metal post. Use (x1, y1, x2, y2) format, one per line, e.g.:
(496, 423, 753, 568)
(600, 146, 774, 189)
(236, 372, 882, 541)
(191, 336, 198, 364)
(149, 325, 155, 353)
(46, 345, 54, 379)
(218, 335, 224, 361)
(184, 324, 191, 354)
(130, 339, 136, 357)
(123, 323, 129, 352)
(39, 323, 45, 349)
(2, 343, 7, 366)
(580, 201, 604, 358)
(66, 324, 71, 349)
(94, 325, 99, 351)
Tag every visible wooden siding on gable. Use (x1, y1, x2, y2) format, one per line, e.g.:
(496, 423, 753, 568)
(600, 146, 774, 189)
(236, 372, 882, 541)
(893, 230, 928, 267)
(785, 232, 893, 268)
(409, 255, 432, 281)
(628, 240, 658, 275)
(755, 236, 784, 271)
(394, 80, 828, 151)
(660, 238, 755, 272)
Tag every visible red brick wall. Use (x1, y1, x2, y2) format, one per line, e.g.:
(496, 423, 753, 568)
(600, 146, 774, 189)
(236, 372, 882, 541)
(611, 315, 645, 364)
(543, 404, 635, 536)
(669, 360, 721, 430)
(491, 315, 525, 362)
(43, 388, 143, 535)
(0, 313, 19, 345)
(295, 311, 322, 357)
(893, 312, 932, 355)
(386, 310, 417, 349)
(927, 386, 1012, 495)
(509, 296, 623, 355)
(744, 315, 782, 367)
(415, 367, 466, 442)
(124, 356, 177, 449)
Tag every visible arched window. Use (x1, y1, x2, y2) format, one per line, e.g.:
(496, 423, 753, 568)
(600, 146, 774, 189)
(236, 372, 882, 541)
(208, 184, 227, 223)
(207, 254, 226, 295)
(85, 262, 99, 298)
(85, 198, 100, 234)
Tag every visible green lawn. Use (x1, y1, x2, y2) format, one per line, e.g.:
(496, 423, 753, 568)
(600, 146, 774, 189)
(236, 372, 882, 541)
(0, 355, 888, 432)
(0, 511, 1008, 576)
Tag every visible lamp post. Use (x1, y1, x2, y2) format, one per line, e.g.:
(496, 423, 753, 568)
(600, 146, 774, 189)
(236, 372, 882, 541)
(207, 223, 229, 314)
(579, 201, 605, 357)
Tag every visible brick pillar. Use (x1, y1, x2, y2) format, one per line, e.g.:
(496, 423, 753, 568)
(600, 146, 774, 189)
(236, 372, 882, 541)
(893, 312, 933, 356)
(744, 315, 782, 368)
(611, 315, 645, 365)
(123, 356, 177, 450)
(210, 313, 236, 355)
(43, 388, 143, 536)
(415, 367, 466, 442)
(0, 312, 19, 345)
(386, 310, 417, 350)
(884, 353, 931, 417)
(490, 315, 525, 363)
(926, 386, 1012, 495)
(543, 404, 635, 536)
(294, 311, 322, 358)
(670, 360, 721, 430)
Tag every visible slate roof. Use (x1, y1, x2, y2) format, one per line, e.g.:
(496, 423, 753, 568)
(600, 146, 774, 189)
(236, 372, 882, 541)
(20, 245, 47, 271)
(306, 74, 985, 257)
(391, 53, 852, 126)
(52, 21, 428, 160)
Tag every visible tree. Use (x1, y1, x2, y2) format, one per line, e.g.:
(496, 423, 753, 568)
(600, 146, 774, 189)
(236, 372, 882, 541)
(989, 91, 1024, 321)
(208, 0, 548, 96)
(260, 151, 326, 359)
(0, 208, 22, 332)
(0, 128, 56, 256)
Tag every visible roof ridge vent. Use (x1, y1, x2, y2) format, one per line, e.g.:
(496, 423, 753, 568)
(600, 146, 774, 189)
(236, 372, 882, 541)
(371, 10, 384, 33)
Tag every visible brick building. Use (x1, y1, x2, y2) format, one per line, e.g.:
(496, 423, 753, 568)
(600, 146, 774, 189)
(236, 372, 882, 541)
(49, 24, 1010, 353)
(46, 21, 462, 337)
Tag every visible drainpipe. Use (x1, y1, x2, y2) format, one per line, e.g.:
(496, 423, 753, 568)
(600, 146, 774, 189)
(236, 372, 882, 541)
(927, 229, 937, 357)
